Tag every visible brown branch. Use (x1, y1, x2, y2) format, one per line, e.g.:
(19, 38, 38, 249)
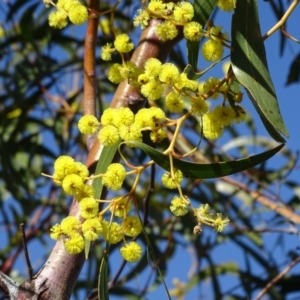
(84, 0, 100, 149)
(255, 255, 300, 300)
(223, 176, 300, 224)
(281, 26, 300, 44)
(0, 271, 20, 299)
(1, 187, 57, 275)
(1, 247, 22, 275)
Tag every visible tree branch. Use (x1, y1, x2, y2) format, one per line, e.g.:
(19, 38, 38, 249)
(84, 0, 100, 149)
(255, 255, 300, 300)
(0, 271, 20, 300)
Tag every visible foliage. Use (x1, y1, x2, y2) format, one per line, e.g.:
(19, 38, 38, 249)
(1, 0, 300, 299)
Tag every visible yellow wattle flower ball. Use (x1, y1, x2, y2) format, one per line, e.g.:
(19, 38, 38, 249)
(213, 105, 235, 127)
(176, 73, 198, 91)
(110, 197, 132, 217)
(64, 233, 84, 254)
(190, 98, 209, 116)
(165, 91, 185, 113)
(123, 216, 142, 237)
(114, 34, 134, 53)
(79, 197, 99, 219)
(102, 163, 126, 191)
(101, 108, 117, 126)
(57, 0, 77, 13)
(159, 63, 180, 85)
(170, 195, 189, 216)
(202, 112, 223, 140)
(73, 161, 89, 179)
(62, 174, 85, 195)
(173, 1, 194, 23)
(98, 125, 120, 146)
(75, 184, 95, 202)
(161, 169, 183, 189)
(133, 9, 150, 29)
(68, 4, 88, 25)
(101, 221, 123, 244)
(140, 80, 164, 101)
(203, 77, 221, 100)
(82, 218, 103, 241)
(108, 63, 123, 84)
(214, 213, 230, 232)
(155, 21, 178, 41)
(218, 0, 236, 12)
(144, 58, 162, 78)
(202, 40, 224, 62)
(150, 128, 167, 143)
(50, 224, 63, 240)
(48, 9, 68, 29)
(119, 124, 142, 143)
(78, 115, 99, 135)
(61, 216, 81, 236)
(120, 241, 142, 262)
(183, 21, 203, 42)
(101, 43, 114, 61)
(112, 107, 135, 128)
(148, 0, 165, 13)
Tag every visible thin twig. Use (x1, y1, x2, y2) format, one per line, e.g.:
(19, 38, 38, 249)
(223, 177, 300, 224)
(232, 224, 299, 235)
(281, 26, 300, 44)
(255, 255, 300, 300)
(143, 160, 156, 225)
(262, 0, 299, 41)
(107, 259, 127, 290)
(19, 223, 33, 281)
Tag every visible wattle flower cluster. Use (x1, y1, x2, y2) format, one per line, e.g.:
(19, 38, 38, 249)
(49, 154, 143, 260)
(44, 0, 240, 262)
(78, 106, 168, 146)
(50, 194, 143, 260)
(130, 0, 233, 63)
(104, 55, 246, 141)
(44, 0, 88, 29)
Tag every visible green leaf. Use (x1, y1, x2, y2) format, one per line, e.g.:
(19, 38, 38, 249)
(98, 254, 109, 300)
(231, 0, 289, 141)
(92, 141, 120, 198)
(19, 3, 39, 43)
(188, 0, 218, 69)
(286, 52, 300, 85)
(6, 0, 40, 21)
(84, 239, 91, 260)
(128, 141, 284, 179)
